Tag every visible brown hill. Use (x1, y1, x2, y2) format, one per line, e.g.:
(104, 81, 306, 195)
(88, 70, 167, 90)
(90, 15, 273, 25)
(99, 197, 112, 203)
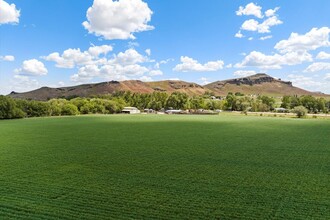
(204, 73, 328, 97)
(146, 80, 209, 96)
(8, 74, 329, 100)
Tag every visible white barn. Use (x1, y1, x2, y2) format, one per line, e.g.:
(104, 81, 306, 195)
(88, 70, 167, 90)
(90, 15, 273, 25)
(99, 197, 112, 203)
(122, 107, 141, 114)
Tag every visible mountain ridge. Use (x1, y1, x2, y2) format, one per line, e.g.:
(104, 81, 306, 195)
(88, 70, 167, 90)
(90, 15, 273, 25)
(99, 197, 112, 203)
(8, 74, 329, 101)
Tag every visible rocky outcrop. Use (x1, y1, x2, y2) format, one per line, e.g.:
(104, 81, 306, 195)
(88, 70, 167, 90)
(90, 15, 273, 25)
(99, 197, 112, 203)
(220, 73, 292, 87)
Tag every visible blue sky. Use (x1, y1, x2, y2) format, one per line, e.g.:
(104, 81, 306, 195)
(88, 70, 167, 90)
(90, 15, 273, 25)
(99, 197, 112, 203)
(1, 0, 330, 95)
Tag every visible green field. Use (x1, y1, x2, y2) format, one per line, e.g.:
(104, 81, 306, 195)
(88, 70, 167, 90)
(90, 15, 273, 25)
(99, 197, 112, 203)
(0, 115, 329, 219)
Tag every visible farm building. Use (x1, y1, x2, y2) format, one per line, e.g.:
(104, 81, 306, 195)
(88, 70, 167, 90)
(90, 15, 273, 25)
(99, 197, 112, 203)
(274, 107, 288, 113)
(122, 107, 141, 114)
(165, 110, 182, 114)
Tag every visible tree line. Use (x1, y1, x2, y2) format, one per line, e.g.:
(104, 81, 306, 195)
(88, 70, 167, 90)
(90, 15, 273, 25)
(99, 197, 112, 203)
(0, 92, 329, 119)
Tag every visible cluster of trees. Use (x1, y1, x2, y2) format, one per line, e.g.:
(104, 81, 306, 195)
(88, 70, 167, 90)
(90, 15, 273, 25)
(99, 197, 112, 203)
(281, 95, 330, 113)
(224, 93, 276, 112)
(1, 92, 329, 120)
(109, 91, 223, 111)
(0, 96, 126, 119)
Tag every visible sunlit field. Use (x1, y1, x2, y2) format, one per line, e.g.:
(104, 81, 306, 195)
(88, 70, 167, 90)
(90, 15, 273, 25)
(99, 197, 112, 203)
(0, 115, 329, 219)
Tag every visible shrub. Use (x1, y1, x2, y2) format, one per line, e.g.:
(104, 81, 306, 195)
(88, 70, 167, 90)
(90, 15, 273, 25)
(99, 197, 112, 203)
(0, 96, 26, 119)
(292, 106, 308, 118)
(61, 104, 79, 116)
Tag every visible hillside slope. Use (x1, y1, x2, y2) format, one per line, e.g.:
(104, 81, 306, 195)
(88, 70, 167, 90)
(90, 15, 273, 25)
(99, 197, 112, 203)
(205, 73, 326, 97)
(8, 74, 329, 100)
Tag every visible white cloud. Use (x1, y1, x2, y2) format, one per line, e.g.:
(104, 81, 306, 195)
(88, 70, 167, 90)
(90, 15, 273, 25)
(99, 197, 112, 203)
(70, 49, 152, 82)
(173, 56, 224, 72)
(235, 30, 244, 38)
(82, 0, 154, 40)
(0, 55, 15, 61)
(248, 37, 253, 41)
(154, 58, 173, 69)
(127, 41, 140, 48)
(260, 35, 272, 40)
(88, 44, 113, 57)
(139, 76, 153, 82)
(265, 7, 280, 17)
(258, 16, 283, 33)
(226, 64, 233, 68)
(43, 45, 113, 68)
(316, 51, 330, 60)
(236, 3, 263, 18)
(200, 77, 210, 85)
(325, 73, 330, 80)
(235, 51, 313, 69)
(110, 48, 147, 65)
(287, 74, 324, 88)
(304, 62, 330, 72)
(58, 81, 65, 87)
(10, 75, 40, 92)
(241, 19, 259, 32)
(241, 16, 282, 34)
(15, 59, 48, 76)
(149, 70, 163, 76)
(43, 49, 93, 68)
(237, 4, 282, 38)
(0, 0, 20, 24)
(275, 27, 330, 53)
(167, 78, 180, 81)
(145, 49, 151, 56)
(233, 70, 257, 77)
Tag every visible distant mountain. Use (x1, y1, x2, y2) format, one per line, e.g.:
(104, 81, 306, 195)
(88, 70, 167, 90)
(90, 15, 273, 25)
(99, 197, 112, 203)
(8, 74, 329, 101)
(204, 73, 327, 97)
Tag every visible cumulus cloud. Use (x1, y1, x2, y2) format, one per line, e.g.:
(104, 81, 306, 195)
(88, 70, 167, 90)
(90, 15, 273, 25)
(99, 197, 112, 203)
(0, 0, 20, 24)
(149, 70, 163, 76)
(43, 45, 113, 68)
(15, 59, 48, 76)
(110, 48, 147, 65)
(0, 55, 15, 61)
(200, 77, 210, 85)
(173, 56, 224, 72)
(69, 48, 156, 83)
(236, 3, 263, 18)
(316, 51, 330, 60)
(236, 4, 282, 38)
(233, 70, 257, 77)
(82, 0, 154, 40)
(235, 30, 244, 38)
(43, 49, 94, 68)
(304, 62, 330, 72)
(10, 75, 40, 93)
(88, 44, 113, 57)
(241, 16, 282, 33)
(265, 7, 280, 17)
(139, 76, 153, 82)
(71, 63, 149, 83)
(287, 74, 324, 88)
(259, 35, 272, 41)
(235, 51, 313, 69)
(145, 49, 151, 56)
(275, 27, 330, 53)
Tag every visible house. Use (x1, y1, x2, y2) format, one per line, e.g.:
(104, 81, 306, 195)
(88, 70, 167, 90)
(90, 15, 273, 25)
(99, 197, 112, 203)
(274, 107, 287, 113)
(122, 107, 141, 114)
(165, 109, 182, 114)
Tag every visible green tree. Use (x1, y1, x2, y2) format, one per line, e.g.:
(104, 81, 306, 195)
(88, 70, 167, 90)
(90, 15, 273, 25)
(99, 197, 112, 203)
(0, 96, 25, 119)
(292, 106, 308, 118)
(61, 103, 79, 115)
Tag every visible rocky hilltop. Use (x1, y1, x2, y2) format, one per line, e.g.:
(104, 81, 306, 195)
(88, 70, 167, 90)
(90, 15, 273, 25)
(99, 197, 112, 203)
(8, 74, 328, 100)
(207, 73, 292, 88)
